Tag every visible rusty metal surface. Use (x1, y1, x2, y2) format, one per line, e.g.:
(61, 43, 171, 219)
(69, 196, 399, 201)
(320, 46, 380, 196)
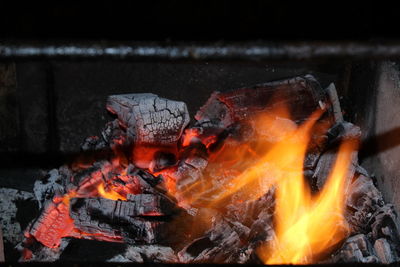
(1, 41, 400, 61)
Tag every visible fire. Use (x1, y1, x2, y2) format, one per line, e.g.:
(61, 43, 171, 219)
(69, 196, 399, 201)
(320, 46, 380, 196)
(177, 108, 324, 206)
(176, 104, 356, 264)
(97, 182, 127, 201)
(257, 140, 355, 264)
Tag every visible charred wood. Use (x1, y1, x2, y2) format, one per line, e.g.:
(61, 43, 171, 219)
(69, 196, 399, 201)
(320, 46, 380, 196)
(27, 201, 74, 248)
(374, 238, 396, 263)
(107, 93, 190, 145)
(332, 234, 378, 263)
(177, 217, 250, 263)
(108, 245, 177, 263)
(325, 83, 344, 123)
(312, 148, 357, 192)
(70, 194, 177, 244)
(195, 75, 331, 133)
(70, 194, 176, 219)
(33, 169, 66, 208)
(327, 121, 362, 146)
(346, 174, 384, 233)
(17, 238, 69, 262)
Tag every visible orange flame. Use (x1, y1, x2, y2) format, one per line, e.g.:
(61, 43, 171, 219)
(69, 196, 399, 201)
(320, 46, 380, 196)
(257, 139, 355, 264)
(177, 107, 324, 207)
(175, 103, 355, 264)
(97, 182, 127, 201)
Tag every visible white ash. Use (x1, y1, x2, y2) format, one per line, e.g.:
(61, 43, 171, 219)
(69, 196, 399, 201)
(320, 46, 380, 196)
(33, 169, 64, 209)
(16, 239, 70, 262)
(0, 188, 34, 245)
(374, 238, 395, 264)
(107, 245, 177, 263)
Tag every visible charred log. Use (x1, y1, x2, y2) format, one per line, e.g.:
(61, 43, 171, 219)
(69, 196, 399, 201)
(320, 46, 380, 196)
(69, 194, 177, 244)
(195, 75, 331, 132)
(107, 93, 190, 145)
(27, 201, 74, 248)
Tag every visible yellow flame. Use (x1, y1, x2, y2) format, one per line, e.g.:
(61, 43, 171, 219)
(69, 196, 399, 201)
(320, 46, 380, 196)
(257, 137, 355, 264)
(97, 182, 127, 201)
(179, 108, 323, 207)
(175, 103, 356, 264)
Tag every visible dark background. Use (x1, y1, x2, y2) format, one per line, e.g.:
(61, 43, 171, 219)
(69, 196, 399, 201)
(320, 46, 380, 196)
(0, 0, 387, 172)
(0, 0, 392, 41)
(0, 0, 391, 183)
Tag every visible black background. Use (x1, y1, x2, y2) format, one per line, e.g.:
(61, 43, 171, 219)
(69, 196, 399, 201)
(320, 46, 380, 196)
(0, 0, 393, 41)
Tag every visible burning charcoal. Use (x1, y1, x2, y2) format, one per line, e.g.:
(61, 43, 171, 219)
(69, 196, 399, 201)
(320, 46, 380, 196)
(107, 93, 190, 145)
(374, 238, 395, 263)
(312, 148, 357, 192)
(27, 201, 74, 248)
(0, 188, 36, 247)
(70, 200, 160, 244)
(327, 121, 361, 146)
(226, 189, 275, 228)
(346, 174, 384, 233)
(70, 194, 176, 244)
(17, 238, 70, 262)
(71, 160, 117, 193)
(126, 194, 176, 216)
(81, 136, 104, 151)
(195, 75, 330, 133)
(129, 166, 162, 189)
(167, 143, 209, 207)
(313, 122, 360, 182)
(194, 91, 231, 131)
(304, 152, 321, 171)
(33, 169, 66, 208)
(177, 145, 208, 189)
(150, 151, 177, 172)
(311, 150, 336, 191)
(332, 234, 378, 263)
(247, 190, 275, 241)
(174, 163, 204, 193)
(81, 119, 127, 153)
(325, 83, 344, 123)
(108, 245, 177, 263)
(101, 119, 127, 147)
(22, 74, 400, 264)
(370, 204, 399, 243)
(226, 200, 260, 227)
(178, 217, 251, 263)
(70, 194, 176, 220)
(355, 164, 370, 177)
(248, 210, 274, 244)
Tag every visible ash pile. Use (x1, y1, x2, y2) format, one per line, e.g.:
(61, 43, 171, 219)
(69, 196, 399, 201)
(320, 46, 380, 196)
(11, 75, 400, 263)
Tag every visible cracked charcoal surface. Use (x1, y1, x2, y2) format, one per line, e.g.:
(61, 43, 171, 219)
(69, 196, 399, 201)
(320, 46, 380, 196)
(69, 195, 175, 244)
(107, 93, 190, 145)
(70, 194, 175, 219)
(195, 75, 331, 132)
